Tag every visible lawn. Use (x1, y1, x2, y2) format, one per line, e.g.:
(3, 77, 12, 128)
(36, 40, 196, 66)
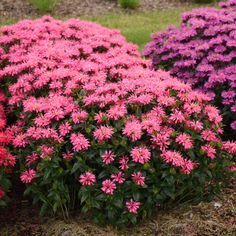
(82, 5, 215, 50)
(1, 5, 214, 51)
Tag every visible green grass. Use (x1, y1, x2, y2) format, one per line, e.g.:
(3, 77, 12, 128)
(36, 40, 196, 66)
(82, 6, 206, 50)
(1, 4, 216, 50)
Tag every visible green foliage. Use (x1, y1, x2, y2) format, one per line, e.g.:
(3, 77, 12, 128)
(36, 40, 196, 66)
(195, 0, 215, 3)
(119, 0, 140, 9)
(31, 0, 58, 13)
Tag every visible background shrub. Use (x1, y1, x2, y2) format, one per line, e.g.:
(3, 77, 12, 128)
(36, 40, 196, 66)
(144, 0, 236, 139)
(119, 0, 140, 9)
(0, 16, 235, 225)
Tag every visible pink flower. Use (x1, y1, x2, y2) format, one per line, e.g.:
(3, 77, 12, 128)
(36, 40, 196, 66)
(111, 172, 125, 184)
(222, 141, 236, 154)
(161, 151, 185, 167)
(101, 179, 116, 195)
(93, 126, 114, 142)
(40, 145, 54, 159)
(131, 147, 151, 164)
(59, 122, 72, 137)
(79, 172, 96, 186)
(12, 133, 28, 148)
(101, 150, 115, 165)
(107, 103, 127, 120)
(169, 110, 185, 124)
(94, 112, 106, 124)
(70, 133, 90, 152)
(201, 144, 216, 159)
(201, 129, 219, 142)
(0, 186, 5, 199)
(26, 152, 38, 166)
(132, 172, 145, 186)
(123, 120, 142, 141)
(20, 169, 36, 183)
(187, 120, 203, 131)
(126, 199, 141, 214)
(119, 156, 129, 171)
(181, 160, 196, 174)
(71, 110, 88, 124)
(62, 152, 74, 160)
(176, 133, 193, 150)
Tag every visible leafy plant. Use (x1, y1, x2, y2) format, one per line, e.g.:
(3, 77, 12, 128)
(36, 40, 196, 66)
(119, 0, 140, 9)
(0, 16, 235, 225)
(144, 0, 236, 139)
(31, 0, 58, 13)
(195, 0, 215, 3)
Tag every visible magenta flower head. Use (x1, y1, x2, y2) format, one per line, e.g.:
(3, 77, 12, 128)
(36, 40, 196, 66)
(101, 179, 116, 195)
(20, 169, 36, 184)
(144, 1, 236, 139)
(126, 199, 141, 214)
(79, 172, 96, 186)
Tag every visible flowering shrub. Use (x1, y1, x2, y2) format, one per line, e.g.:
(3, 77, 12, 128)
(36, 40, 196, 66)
(0, 16, 235, 225)
(144, 0, 236, 139)
(0, 90, 15, 206)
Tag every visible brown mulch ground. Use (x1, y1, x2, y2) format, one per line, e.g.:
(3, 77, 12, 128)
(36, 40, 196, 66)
(0, 179, 235, 236)
(0, 0, 194, 22)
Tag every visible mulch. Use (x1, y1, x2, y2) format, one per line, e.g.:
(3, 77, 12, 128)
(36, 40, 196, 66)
(0, 0, 194, 23)
(0, 179, 235, 236)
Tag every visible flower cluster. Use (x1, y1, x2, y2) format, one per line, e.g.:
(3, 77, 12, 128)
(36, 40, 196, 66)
(0, 16, 235, 224)
(144, 0, 236, 138)
(0, 90, 15, 203)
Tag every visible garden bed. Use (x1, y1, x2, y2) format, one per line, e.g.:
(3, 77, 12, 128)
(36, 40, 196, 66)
(0, 0, 197, 22)
(0, 179, 235, 236)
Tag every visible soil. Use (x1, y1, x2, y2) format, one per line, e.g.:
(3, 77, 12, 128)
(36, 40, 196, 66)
(0, 179, 235, 236)
(0, 0, 194, 23)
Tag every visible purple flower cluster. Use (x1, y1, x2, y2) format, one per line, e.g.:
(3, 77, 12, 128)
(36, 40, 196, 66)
(144, 0, 236, 138)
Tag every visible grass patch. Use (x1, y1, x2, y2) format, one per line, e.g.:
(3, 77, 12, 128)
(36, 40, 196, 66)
(1, 4, 216, 50)
(82, 6, 208, 50)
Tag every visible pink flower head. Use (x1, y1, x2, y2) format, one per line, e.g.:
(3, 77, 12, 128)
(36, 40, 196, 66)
(169, 110, 185, 124)
(70, 133, 90, 152)
(111, 171, 125, 184)
(93, 126, 114, 142)
(71, 110, 88, 124)
(62, 152, 74, 160)
(181, 159, 196, 174)
(26, 152, 38, 166)
(40, 144, 54, 159)
(201, 144, 216, 159)
(126, 199, 141, 214)
(0, 186, 5, 199)
(132, 172, 145, 186)
(119, 156, 129, 171)
(101, 179, 116, 195)
(201, 129, 219, 142)
(94, 112, 106, 124)
(79, 172, 96, 186)
(176, 133, 193, 150)
(20, 169, 36, 183)
(101, 150, 115, 165)
(161, 151, 185, 167)
(131, 147, 151, 164)
(227, 164, 236, 173)
(123, 120, 142, 141)
(222, 141, 236, 154)
(59, 122, 72, 137)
